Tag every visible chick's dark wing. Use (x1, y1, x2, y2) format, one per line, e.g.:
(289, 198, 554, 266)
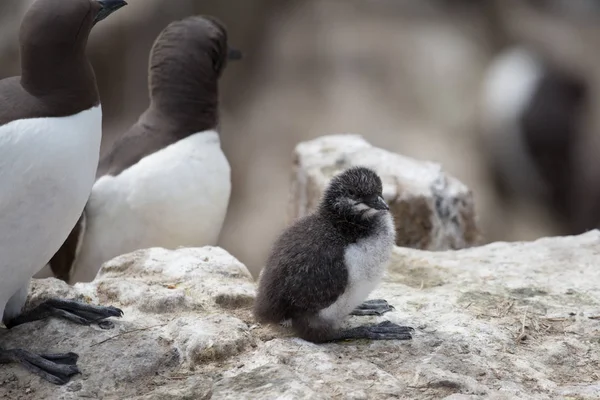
(264, 217, 348, 319)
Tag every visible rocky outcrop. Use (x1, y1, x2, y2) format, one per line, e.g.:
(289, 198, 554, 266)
(2, 232, 600, 399)
(0, 247, 256, 399)
(289, 134, 482, 250)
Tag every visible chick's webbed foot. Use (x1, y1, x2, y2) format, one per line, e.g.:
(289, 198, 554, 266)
(5, 298, 123, 329)
(0, 348, 80, 385)
(330, 321, 414, 341)
(350, 299, 395, 316)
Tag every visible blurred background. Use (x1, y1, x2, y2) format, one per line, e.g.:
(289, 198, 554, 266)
(2, 0, 600, 276)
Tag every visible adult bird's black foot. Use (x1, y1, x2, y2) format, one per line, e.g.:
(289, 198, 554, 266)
(5, 298, 123, 329)
(330, 321, 414, 342)
(350, 299, 395, 316)
(0, 348, 80, 385)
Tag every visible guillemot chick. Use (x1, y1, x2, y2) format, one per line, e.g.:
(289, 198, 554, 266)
(37, 15, 241, 284)
(254, 166, 413, 343)
(0, 0, 126, 385)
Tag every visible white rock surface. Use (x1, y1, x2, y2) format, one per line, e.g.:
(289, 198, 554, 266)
(1, 233, 600, 399)
(0, 247, 256, 399)
(289, 134, 481, 251)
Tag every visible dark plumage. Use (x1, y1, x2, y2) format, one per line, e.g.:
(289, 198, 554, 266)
(99, 15, 240, 178)
(520, 68, 587, 220)
(0, 0, 125, 386)
(480, 46, 590, 234)
(43, 15, 241, 284)
(254, 166, 413, 343)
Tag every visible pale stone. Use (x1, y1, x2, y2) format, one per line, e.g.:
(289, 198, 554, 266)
(289, 134, 481, 250)
(2, 233, 600, 399)
(0, 247, 256, 399)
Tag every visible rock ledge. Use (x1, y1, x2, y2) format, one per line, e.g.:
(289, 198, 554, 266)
(1, 232, 599, 399)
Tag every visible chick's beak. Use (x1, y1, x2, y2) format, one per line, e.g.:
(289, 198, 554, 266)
(93, 0, 127, 25)
(377, 196, 390, 211)
(367, 195, 389, 211)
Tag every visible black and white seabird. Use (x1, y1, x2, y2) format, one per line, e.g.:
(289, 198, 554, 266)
(0, 0, 126, 385)
(34, 15, 241, 284)
(479, 46, 588, 227)
(253, 166, 413, 343)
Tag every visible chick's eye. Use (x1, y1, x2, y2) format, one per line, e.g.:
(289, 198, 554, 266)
(348, 189, 356, 197)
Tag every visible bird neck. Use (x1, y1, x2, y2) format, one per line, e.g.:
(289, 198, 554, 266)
(145, 93, 219, 138)
(148, 69, 220, 135)
(21, 50, 98, 104)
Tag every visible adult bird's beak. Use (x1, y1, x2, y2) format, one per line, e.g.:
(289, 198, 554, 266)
(93, 0, 128, 25)
(227, 47, 243, 61)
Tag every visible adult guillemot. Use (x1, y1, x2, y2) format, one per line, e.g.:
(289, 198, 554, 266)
(0, 0, 126, 385)
(479, 46, 588, 228)
(254, 166, 413, 343)
(40, 15, 241, 284)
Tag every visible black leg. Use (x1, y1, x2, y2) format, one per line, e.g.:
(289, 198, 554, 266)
(0, 348, 80, 385)
(5, 298, 123, 329)
(350, 299, 395, 316)
(36, 352, 79, 365)
(328, 321, 414, 341)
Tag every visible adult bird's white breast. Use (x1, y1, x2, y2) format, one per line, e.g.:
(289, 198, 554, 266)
(480, 47, 547, 196)
(69, 129, 232, 283)
(0, 105, 102, 318)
